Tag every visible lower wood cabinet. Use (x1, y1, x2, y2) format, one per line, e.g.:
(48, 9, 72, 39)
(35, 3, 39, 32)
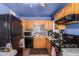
(46, 38, 52, 55)
(33, 36, 46, 48)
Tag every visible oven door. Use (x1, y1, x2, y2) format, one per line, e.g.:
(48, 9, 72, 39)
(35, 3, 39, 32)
(25, 37, 33, 48)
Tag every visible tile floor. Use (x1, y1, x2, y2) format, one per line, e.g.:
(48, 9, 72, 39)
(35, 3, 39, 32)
(23, 48, 49, 56)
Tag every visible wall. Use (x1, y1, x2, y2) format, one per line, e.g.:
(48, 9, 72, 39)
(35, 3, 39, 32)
(0, 4, 10, 12)
(21, 19, 53, 31)
(63, 23, 79, 36)
(63, 29, 79, 36)
(0, 4, 13, 14)
(66, 23, 79, 29)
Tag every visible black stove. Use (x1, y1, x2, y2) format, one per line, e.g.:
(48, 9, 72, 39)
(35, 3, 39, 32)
(62, 34, 79, 48)
(62, 44, 79, 48)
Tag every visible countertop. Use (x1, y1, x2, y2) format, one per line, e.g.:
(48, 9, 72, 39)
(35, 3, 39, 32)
(46, 36, 59, 41)
(0, 49, 17, 56)
(62, 48, 79, 56)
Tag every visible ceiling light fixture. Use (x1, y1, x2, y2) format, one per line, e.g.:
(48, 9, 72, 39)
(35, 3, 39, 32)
(30, 4, 33, 8)
(24, 3, 47, 8)
(40, 3, 47, 7)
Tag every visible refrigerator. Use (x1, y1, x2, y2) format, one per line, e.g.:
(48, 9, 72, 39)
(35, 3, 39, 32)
(0, 14, 22, 49)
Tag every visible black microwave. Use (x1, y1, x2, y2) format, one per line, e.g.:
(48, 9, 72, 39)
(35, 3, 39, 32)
(24, 31, 32, 36)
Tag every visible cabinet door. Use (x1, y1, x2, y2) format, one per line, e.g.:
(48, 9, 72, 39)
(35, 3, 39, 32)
(75, 3, 79, 14)
(33, 36, 46, 48)
(46, 38, 51, 54)
(57, 9, 65, 20)
(64, 3, 75, 16)
(46, 39, 49, 52)
(33, 36, 41, 48)
(55, 24, 66, 30)
(54, 7, 65, 20)
(40, 36, 46, 48)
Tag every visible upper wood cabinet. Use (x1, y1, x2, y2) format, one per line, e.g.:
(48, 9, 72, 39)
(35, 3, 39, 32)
(54, 3, 77, 21)
(54, 8, 65, 20)
(55, 24, 66, 30)
(64, 3, 75, 16)
(22, 20, 52, 31)
(75, 3, 79, 14)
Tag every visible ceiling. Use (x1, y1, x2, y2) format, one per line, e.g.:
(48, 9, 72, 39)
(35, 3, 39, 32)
(4, 3, 67, 18)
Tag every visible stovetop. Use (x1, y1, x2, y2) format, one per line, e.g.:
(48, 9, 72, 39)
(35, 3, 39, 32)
(62, 44, 79, 48)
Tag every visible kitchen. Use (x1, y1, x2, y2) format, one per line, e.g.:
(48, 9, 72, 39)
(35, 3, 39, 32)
(0, 3, 79, 56)
(21, 19, 59, 56)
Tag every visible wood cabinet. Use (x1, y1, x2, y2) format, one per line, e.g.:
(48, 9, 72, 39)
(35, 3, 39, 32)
(75, 3, 79, 14)
(55, 24, 66, 30)
(22, 20, 52, 31)
(64, 3, 75, 16)
(33, 36, 46, 48)
(54, 3, 75, 21)
(54, 8, 65, 20)
(46, 38, 52, 55)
